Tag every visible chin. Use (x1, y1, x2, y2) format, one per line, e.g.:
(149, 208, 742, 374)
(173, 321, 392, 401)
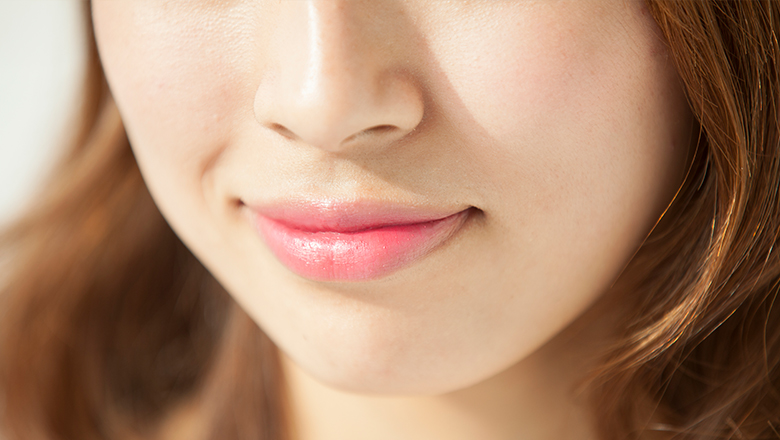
(279, 326, 532, 396)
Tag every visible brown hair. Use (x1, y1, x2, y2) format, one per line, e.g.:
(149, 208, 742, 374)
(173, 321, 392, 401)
(0, 1, 778, 439)
(591, 2, 780, 439)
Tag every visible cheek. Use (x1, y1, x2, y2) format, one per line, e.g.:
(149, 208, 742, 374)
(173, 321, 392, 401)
(93, 2, 261, 240)
(421, 2, 691, 316)
(432, 3, 690, 225)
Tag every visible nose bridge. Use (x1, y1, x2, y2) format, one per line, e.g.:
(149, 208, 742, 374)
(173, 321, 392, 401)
(255, 0, 424, 153)
(300, 1, 356, 102)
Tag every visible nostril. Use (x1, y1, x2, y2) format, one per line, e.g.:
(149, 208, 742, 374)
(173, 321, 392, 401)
(368, 125, 397, 135)
(344, 124, 399, 143)
(269, 123, 298, 140)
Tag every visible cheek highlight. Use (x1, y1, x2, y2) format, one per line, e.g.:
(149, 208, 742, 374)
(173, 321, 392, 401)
(95, 1, 257, 160)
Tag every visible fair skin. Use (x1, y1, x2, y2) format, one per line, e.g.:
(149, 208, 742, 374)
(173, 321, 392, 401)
(92, 1, 693, 439)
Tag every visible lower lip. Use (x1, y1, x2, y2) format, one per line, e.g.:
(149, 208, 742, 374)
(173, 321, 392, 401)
(253, 210, 470, 281)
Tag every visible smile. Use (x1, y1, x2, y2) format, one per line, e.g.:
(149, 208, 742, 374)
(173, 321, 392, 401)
(248, 201, 472, 281)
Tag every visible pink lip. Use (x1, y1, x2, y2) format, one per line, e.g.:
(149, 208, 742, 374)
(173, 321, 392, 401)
(248, 201, 471, 281)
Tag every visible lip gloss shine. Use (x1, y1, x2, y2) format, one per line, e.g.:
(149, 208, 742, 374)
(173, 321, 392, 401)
(250, 203, 470, 281)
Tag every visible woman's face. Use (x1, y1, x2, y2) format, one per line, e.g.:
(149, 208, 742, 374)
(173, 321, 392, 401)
(92, 0, 692, 394)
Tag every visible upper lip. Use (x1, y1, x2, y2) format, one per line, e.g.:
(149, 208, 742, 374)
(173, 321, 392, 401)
(245, 199, 471, 233)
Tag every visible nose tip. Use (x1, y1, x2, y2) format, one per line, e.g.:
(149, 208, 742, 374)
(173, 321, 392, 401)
(256, 75, 424, 152)
(253, 1, 424, 154)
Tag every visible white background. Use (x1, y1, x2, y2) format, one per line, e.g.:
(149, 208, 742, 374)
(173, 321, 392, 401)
(0, 0, 86, 226)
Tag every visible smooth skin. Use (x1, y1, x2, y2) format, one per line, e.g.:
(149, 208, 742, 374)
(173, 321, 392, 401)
(92, 1, 693, 439)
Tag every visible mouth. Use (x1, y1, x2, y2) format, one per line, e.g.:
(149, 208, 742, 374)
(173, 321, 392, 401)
(245, 200, 474, 281)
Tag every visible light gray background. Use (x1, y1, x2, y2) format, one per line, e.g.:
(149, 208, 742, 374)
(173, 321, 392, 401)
(0, 0, 86, 226)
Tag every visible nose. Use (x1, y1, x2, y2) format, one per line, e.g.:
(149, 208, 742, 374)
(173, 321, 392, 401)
(254, 1, 424, 154)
